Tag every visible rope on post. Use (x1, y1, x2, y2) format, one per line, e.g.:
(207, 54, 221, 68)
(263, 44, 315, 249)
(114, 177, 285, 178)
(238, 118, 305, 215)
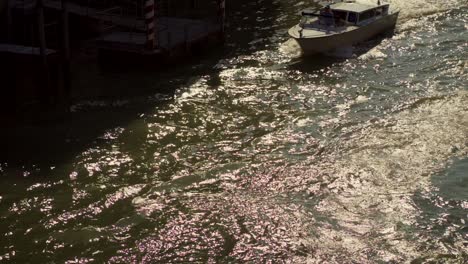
(145, 0, 156, 50)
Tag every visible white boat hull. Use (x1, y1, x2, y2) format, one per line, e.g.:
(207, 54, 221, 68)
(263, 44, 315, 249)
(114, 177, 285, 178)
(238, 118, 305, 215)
(289, 12, 399, 55)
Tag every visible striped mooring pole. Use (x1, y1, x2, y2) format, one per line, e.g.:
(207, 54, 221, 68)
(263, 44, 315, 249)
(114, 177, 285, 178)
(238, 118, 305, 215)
(217, 0, 225, 33)
(145, 0, 157, 49)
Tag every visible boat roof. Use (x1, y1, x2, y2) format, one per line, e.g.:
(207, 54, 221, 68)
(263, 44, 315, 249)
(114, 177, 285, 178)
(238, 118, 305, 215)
(330, 2, 388, 13)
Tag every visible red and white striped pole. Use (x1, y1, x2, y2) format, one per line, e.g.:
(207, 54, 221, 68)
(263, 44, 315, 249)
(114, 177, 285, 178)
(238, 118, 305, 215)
(145, 0, 157, 49)
(217, 0, 225, 34)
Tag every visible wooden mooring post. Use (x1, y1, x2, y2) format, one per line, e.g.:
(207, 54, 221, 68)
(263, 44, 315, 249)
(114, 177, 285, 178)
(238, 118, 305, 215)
(145, 0, 157, 50)
(184, 25, 190, 53)
(218, 0, 226, 34)
(61, 0, 71, 107)
(37, 0, 51, 105)
(167, 31, 171, 49)
(6, 0, 13, 42)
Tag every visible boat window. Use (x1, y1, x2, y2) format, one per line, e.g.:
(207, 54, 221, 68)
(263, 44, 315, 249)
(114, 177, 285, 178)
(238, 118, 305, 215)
(375, 7, 383, 16)
(382, 6, 389, 15)
(333, 11, 347, 21)
(358, 10, 375, 22)
(348, 12, 357, 23)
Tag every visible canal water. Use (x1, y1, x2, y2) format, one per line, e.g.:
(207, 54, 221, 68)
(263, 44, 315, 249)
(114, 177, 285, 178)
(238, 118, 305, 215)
(1, 0, 467, 262)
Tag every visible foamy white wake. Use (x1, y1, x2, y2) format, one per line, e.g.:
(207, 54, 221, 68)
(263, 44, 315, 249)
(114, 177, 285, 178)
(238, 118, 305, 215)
(279, 38, 304, 59)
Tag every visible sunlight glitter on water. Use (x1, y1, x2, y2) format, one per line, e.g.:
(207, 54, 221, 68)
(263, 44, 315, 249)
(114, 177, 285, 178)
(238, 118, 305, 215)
(1, 0, 467, 263)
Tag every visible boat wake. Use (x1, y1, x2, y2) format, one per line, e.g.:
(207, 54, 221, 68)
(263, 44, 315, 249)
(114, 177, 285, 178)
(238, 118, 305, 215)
(279, 38, 304, 59)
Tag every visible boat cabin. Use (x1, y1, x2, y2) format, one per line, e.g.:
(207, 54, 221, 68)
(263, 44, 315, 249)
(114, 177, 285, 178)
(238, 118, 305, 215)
(300, 1, 390, 28)
(332, 2, 390, 25)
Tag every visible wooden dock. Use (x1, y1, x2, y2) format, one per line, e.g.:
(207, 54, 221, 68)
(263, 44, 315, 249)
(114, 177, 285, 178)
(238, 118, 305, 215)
(96, 17, 221, 54)
(12, 0, 222, 54)
(10, 0, 224, 64)
(3, 0, 225, 113)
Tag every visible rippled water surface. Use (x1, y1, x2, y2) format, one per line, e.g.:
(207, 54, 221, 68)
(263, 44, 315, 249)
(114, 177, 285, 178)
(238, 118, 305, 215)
(1, 0, 467, 262)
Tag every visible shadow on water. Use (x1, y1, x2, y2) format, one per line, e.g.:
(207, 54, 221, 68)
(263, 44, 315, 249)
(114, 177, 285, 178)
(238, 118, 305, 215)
(0, 0, 291, 175)
(288, 53, 345, 72)
(410, 158, 468, 262)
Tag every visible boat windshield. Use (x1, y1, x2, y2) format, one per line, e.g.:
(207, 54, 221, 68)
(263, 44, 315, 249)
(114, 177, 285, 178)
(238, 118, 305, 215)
(359, 9, 375, 22)
(300, 16, 318, 27)
(348, 12, 357, 23)
(332, 10, 347, 27)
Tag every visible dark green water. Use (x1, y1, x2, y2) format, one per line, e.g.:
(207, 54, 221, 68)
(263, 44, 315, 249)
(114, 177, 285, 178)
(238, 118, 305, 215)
(1, 0, 467, 262)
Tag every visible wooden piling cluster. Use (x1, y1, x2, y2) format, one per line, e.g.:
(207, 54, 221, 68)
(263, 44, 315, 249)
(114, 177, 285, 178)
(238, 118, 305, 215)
(95, 0, 226, 59)
(145, 0, 156, 49)
(1, 0, 226, 112)
(1, 0, 71, 112)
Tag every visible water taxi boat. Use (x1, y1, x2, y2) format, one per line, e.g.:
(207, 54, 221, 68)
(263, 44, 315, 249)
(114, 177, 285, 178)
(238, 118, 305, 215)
(288, 0, 399, 55)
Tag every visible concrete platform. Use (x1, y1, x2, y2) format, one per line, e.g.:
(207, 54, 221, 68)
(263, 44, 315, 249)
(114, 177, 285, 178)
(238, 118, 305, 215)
(12, 0, 145, 29)
(0, 43, 57, 56)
